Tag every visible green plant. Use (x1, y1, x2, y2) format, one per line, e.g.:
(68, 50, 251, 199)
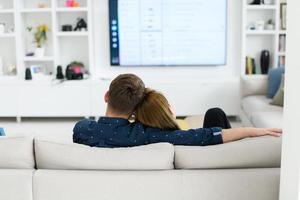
(27, 24, 49, 48)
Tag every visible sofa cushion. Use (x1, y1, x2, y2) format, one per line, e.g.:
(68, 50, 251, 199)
(35, 140, 174, 170)
(33, 169, 279, 200)
(251, 111, 283, 128)
(0, 137, 35, 169)
(0, 170, 34, 200)
(242, 95, 283, 118)
(241, 75, 268, 97)
(174, 136, 281, 169)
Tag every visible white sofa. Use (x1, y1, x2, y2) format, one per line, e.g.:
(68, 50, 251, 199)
(0, 136, 281, 200)
(240, 76, 283, 128)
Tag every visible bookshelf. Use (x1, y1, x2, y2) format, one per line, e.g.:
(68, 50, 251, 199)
(242, 0, 287, 76)
(0, 0, 94, 80)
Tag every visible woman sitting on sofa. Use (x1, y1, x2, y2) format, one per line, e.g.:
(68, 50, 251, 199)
(135, 88, 282, 139)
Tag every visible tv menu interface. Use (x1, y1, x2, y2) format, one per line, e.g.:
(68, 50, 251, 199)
(109, 0, 227, 66)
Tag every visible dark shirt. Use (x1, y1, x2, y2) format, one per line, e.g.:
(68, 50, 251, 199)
(73, 117, 223, 148)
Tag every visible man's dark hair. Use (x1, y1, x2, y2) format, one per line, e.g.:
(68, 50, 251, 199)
(108, 74, 145, 115)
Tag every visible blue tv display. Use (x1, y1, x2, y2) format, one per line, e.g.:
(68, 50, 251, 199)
(109, 0, 227, 66)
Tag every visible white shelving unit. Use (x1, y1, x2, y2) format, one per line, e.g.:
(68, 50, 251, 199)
(0, 9, 15, 13)
(0, 0, 94, 80)
(242, 0, 287, 77)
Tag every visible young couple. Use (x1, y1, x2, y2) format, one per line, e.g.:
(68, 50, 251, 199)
(73, 74, 282, 148)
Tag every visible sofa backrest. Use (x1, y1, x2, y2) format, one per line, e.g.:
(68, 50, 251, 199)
(175, 136, 281, 169)
(0, 136, 282, 171)
(241, 76, 268, 98)
(0, 137, 35, 169)
(35, 140, 175, 170)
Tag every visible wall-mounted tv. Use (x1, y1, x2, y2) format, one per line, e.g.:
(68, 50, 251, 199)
(109, 0, 227, 66)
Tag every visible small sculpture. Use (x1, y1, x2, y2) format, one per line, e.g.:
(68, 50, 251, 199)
(74, 18, 87, 32)
(25, 68, 32, 80)
(56, 65, 64, 79)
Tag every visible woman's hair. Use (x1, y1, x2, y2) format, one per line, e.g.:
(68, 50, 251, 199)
(135, 88, 180, 130)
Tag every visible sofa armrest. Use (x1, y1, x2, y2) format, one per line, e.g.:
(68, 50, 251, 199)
(241, 75, 268, 97)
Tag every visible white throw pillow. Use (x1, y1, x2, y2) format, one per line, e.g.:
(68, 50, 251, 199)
(35, 140, 174, 170)
(0, 137, 35, 169)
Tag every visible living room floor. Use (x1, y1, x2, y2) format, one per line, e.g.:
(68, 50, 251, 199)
(0, 116, 243, 137)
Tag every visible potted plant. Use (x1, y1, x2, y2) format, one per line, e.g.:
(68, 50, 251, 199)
(27, 24, 49, 57)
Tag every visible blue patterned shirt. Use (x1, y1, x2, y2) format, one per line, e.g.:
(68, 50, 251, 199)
(73, 117, 223, 148)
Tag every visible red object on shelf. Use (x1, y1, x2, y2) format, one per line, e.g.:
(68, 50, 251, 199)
(66, 0, 74, 7)
(66, 0, 80, 7)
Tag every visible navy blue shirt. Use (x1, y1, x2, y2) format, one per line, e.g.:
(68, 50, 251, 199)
(73, 117, 223, 148)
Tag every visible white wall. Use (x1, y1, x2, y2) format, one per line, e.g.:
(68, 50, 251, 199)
(93, 0, 242, 80)
(279, 0, 300, 199)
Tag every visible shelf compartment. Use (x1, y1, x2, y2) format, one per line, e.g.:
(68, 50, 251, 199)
(20, 0, 51, 10)
(57, 36, 89, 72)
(56, 0, 88, 8)
(56, 11, 88, 32)
(0, 0, 14, 10)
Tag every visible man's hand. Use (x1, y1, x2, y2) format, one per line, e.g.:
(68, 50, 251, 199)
(249, 128, 282, 138)
(222, 127, 282, 143)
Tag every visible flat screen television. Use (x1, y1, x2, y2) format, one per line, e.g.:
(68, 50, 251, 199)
(109, 0, 227, 66)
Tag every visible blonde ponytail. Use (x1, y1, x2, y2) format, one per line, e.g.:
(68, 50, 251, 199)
(135, 88, 180, 130)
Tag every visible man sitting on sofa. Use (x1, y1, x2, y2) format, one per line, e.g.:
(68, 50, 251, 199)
(73, 74, 282, 148)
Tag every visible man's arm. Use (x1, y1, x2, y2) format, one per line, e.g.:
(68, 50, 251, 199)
(222, 127, 282, 143)
(149, 127, 224, 146)
(149, 127, 282, 146)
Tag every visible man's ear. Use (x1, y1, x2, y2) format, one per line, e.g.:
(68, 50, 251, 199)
(104, 91, 109, 103)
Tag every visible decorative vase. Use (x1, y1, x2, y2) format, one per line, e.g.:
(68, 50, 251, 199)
(260, 50, 270, 74)
(34, 47, 45, 57)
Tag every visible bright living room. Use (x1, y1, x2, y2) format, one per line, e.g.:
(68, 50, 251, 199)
(0, 0, 300, 200)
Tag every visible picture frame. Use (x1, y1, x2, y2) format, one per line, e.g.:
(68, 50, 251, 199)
(281, 3, 287, 30)
(30, 64, 45, 79)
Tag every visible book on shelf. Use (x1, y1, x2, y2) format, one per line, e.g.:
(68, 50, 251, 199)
(279, 35, 286, 52)
(246, 56, 256, 75)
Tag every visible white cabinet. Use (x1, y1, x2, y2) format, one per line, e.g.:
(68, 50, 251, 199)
(18, 81, 91, 117)
(0, 78, 240, 118)
(0, 85, 18, 116)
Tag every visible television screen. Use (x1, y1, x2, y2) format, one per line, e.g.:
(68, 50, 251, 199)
(109, 0, 227, 66)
